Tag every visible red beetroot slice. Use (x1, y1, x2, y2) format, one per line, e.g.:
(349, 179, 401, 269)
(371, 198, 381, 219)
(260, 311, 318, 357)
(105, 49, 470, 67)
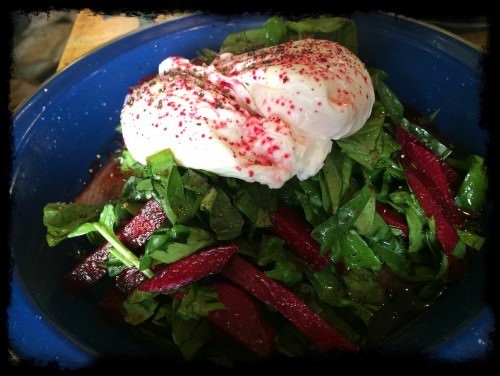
(270, 203, 329, 271)
(74, 158, 126, 205)
(116, 267, 149, 293)
(222, 255, 357, 352)
(206, 281, 276, 358)
(61, 198, 167, 294)
(375, 202, 409, 238)
(400, 142, 463, 226)
(401, 161, 460, 255)
(395, 127, 461, 190)
(138, 244, 239, 293)
(97, 286, 128, 324)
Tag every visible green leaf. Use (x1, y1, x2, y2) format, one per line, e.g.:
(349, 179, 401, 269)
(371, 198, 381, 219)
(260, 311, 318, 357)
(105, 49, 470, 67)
(258, 235, 303, 285)
(370, 68, 404, 125)
(336, 102, 389, 169)
(400, 118, 452, 159)
(120, 176, 154, 203)
(365, 213, 411, 277)
(307, 266, 346, 306)
(339, 231, 382, 272)
(202, 188, 244, 240)
(147, 149, 198, 224)
(342, 267, 387, 305)
(172, 298, 212, 360)
(99, 204, 118, 232)
(122, 290, 159, 325)
(389, 190, 426, 253)
(352, 185, 375, 235)
(296, 175, 327, 226)
(176, 285, 225, 320)
(321, 149, 345, 215)
(195, 48, 218, 64)
(233, 183, 277, 228)
(220, 16, 287, 54)
(120, 149, 148, 177)
(146, 225, 214, 264)
(152, 303, 173, 328)
(286, 16, 358, 53)
(67, 222, 98, 238)
(312, 184, 372, 252)
(99, 252, 127, 277)
(455, 155, 488, 212)
(182, 169, 211, 195)
(456, 229, 485, 251)
(43, 202, 103, 246)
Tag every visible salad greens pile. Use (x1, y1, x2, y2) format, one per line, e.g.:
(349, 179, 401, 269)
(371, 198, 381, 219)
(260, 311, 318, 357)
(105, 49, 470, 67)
(43, 16, 488, 363)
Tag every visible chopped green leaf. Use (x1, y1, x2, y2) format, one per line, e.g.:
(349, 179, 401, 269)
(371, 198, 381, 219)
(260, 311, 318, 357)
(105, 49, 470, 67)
(122, 290, 159, 325)
(370, 68, 404, 125)
(400, 118, 452, 159)
(202, 188, 244, 240)
(455, 155, 488, 212)
(145, 225, 214, 264)
(312, 184, 371, 252)
(43, 202, 103, 246)
(176, 285, 225, 320)
(258, 235, 303, 285)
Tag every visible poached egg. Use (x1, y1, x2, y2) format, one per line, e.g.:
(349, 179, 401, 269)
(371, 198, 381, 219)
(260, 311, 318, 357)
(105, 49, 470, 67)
(121, 38, 374, 188)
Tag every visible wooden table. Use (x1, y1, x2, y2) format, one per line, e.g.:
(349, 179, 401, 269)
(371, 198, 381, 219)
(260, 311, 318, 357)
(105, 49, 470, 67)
(57, 10, 488, 72)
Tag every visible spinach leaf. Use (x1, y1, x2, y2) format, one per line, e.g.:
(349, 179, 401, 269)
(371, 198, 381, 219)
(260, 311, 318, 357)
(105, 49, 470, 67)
(120, 149, 148, 177)
(176, 284, 225, 320)
(286, 16, 358, 53)
(146, 149, 199, 224)
(220, 16, 287, 54)
(201, 188, 244, 240)
(233, 183, 277, 228)
(455, 154, 488, 212)
(342, 267, 387, 305)
(122, 290, 159, 325)
(43, 202, 103, 246)
(144, 225, 214, 265)
(296, 175, 327, 226)
(456, 229, 485, 251)
(258, 235, 303, 285)
(172, 297, 212, 360)
(370, 68, 404, 125)
(312, 184, 372, 252)
(336, 230, 382, 272)
(336, 102, 395, 169)
(307, 266, 346, 306)
(400, 118, 452, 159)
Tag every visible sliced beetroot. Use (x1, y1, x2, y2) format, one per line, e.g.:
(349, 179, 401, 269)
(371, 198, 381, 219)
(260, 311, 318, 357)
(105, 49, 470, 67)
(61, 198, 167, 294)
(97, 286, 128, 324)
(270, 203, 329, 271)
(116, 267, 148, 293)
(375, 202, 409, 238)
(206, 281, 276, 359)
(138, 244, 239, 293)
(74, 158, 126, 205)
(401, 159, 459, 255)
(400, 141, 463, 226)
(222, 255, 356, 352)
(396, 127, 461, 192)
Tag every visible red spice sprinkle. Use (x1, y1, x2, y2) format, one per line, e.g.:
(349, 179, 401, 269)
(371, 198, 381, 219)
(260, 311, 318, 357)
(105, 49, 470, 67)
(178, 121, 183, 127)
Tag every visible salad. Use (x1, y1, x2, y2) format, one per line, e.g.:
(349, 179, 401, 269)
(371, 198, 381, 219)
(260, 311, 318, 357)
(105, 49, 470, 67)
(43, 16, 488, 363)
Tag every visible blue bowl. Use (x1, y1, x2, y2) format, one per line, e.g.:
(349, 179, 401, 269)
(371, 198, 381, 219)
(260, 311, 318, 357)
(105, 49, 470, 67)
(9, 12, 492, 368)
